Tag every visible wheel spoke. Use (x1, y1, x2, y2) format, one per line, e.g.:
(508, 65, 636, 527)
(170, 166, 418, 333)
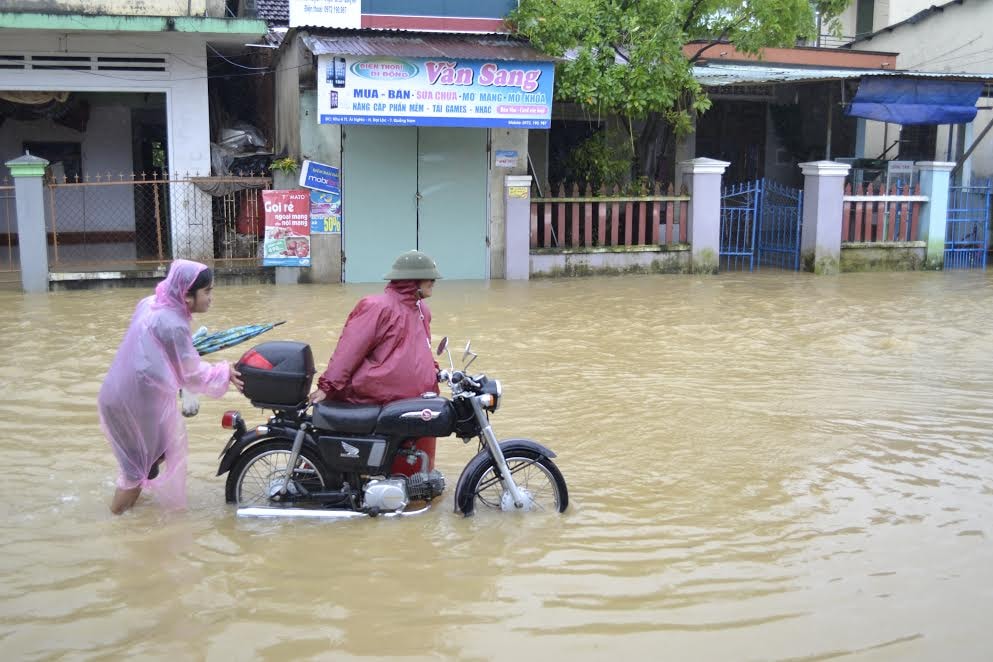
(235, 448, 326, 506)
(470, 454, 561, 512)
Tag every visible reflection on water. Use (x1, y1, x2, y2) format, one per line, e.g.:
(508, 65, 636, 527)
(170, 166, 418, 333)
(1, 271, 992, 660)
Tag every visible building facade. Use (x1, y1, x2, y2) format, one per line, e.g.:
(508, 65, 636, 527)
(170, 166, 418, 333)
(0, 2, 266, 265)
(846, 0, 993, 182)
(262, 0, 553, 283)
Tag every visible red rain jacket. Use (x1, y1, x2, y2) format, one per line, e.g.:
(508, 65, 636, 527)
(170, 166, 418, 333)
(317, 280, 438, 404)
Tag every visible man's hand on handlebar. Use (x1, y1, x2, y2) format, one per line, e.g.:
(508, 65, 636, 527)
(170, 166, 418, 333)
(309, 389, 327, 404)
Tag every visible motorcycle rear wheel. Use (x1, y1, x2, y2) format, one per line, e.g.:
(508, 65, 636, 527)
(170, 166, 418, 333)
(455, 450, 568, 515)
(225, 440, 329, 506)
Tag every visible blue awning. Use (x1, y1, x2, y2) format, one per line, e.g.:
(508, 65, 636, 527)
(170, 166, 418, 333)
(845, 76, 983, 125)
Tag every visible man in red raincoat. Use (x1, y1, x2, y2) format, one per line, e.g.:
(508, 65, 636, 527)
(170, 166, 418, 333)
(309, 250, 442, 476)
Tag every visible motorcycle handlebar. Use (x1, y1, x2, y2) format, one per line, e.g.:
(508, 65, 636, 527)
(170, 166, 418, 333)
(441, 370, 481, 391)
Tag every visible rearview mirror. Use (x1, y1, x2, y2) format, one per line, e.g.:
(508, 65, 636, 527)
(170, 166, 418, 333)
(462, 340, 477, 370)
(436, 336, 449, 356)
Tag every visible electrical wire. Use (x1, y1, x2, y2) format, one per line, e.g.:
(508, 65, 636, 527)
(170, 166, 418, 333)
(904, 36, 983, 70)
(207, 44, 271, 71)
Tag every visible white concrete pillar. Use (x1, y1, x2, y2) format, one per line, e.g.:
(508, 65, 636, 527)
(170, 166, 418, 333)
(5, 152, 50, 293)
(916, 161, 955, 270)
(504, 175, 532, 280)
(799, 160, 851, 275)
(680, 157, 730, 274)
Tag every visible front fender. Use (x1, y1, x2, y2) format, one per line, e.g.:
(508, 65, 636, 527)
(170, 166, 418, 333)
(453, 438, 556, 512)
(216, 428, 303, 476)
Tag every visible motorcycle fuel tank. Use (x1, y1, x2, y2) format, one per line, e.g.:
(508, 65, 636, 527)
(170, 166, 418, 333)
(375, 396, 456, 437)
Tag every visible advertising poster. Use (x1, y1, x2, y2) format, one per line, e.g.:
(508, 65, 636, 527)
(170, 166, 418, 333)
(262, 189, 311, 267)
(494, 150, 519, 168)
(299, 159, 340, 193)
(310, 189, 341, 234)
(317, 55, 555, 128)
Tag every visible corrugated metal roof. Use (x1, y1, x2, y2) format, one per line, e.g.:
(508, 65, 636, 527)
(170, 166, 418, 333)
(693, 63, 993, 87)
(301, 32, 555, 61)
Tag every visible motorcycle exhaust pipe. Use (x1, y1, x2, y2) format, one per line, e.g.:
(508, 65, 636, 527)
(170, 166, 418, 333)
(236, 505, 431, 519)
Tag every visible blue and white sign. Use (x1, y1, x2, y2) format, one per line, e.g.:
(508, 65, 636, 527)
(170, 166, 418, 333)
(299, 160, 340, 193)
(317, 55, 555, 128)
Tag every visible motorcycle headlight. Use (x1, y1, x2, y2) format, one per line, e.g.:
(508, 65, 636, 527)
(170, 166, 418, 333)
(480, 379, 502, 412)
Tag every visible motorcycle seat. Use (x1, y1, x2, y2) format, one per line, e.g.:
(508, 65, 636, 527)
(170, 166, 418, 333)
(313, 402, 383, 434)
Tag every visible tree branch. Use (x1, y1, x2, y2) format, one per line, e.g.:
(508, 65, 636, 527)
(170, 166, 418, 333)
(682, 0, 707, 32)
(686, 13, 754, 63)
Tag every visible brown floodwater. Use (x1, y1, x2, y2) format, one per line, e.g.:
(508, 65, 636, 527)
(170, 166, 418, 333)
(1, 271, 992, 660)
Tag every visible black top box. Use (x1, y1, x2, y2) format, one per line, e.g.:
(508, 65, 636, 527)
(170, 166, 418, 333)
(236, 341, 315, 409)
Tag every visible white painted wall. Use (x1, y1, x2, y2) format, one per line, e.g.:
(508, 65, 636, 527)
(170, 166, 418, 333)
(0, 104, 134, 231)
(0, 30, 220, 259)
(0, 1, 226, 17)
(849, 0, 993, 180)
(0, 30, 213, 175)
(834, 0, 939, 38)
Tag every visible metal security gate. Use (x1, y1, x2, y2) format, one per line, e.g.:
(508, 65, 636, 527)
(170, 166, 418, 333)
(757, 179, 803, 270)
(1, 184, 18, 280)
(720, 180, 760, 271)
(945, 179, 991, 270)
(720, 179, 803, 271)
(343, 125, 488, 282)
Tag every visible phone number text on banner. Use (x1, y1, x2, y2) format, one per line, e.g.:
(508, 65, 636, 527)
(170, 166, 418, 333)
(317, 56, 555, 128)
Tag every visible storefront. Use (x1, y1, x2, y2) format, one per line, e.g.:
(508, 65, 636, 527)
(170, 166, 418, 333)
(273, 32, 555, 282)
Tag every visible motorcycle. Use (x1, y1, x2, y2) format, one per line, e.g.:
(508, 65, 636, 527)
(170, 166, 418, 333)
(216, 337, 568, 517)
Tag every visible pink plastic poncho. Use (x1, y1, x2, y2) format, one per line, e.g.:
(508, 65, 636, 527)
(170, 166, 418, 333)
(98, 260, 231, 509)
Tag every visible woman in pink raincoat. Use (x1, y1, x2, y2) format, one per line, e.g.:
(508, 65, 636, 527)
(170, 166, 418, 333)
(310, 250, 442, 477)
(98, 259, 243, 514)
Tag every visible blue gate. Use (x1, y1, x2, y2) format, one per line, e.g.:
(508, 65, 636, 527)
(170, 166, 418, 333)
(721, 179, 803, 271)
(757, 179, 803, 270)
(946, 179, 991, 270)
(720, 180, 761, 271)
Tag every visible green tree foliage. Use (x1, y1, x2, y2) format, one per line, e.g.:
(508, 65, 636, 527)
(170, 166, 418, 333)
(510, 0, 850, 181)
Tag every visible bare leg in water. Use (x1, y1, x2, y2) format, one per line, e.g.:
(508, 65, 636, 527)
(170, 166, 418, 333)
(109, 454, 163, 514)
(111, 487, 141, 514)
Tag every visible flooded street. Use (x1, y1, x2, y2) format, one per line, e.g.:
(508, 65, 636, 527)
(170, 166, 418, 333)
(2, 271, 993, 660)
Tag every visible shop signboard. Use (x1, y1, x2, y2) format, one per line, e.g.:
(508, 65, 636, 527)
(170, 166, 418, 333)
(289, 0, 361, 29)
(317, 55, 555, 128)
(262, 190, 312, 266)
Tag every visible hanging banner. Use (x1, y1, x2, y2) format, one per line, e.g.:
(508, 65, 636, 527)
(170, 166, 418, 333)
(289, 0, 361, 29)
(262, 190, 311, 267)
(317, 55, 555, 128)
(310, 189, 341, 234)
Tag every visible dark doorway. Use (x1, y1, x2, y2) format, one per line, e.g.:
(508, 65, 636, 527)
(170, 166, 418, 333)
(131, 101, 169, 259)
(696, 100, 767, 184)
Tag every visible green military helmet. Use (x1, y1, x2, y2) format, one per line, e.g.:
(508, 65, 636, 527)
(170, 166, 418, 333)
(383, 249, 443, 280)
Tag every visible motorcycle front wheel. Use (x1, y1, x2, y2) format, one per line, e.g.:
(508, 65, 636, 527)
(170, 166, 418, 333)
(455, 450, 568, 516)
(225, 440, 329, 506)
